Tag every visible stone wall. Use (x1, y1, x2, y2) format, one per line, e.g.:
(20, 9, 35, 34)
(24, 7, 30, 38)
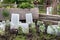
(0, 7, 39, 21)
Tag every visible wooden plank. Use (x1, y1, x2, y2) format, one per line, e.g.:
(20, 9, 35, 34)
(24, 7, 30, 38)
(39, 14, 60, 25)
(43, 20, 58, 25)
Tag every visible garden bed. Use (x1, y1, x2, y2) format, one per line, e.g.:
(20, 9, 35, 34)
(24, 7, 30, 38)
(0, 21, 60, 40)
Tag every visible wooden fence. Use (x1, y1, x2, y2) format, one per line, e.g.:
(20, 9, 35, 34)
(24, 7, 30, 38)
(39, 14, 60, 25)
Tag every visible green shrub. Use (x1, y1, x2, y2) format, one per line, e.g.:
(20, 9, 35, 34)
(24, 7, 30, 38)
(2, 9, 9, 20)
(29, 24, 36, 36)
(19, 2, 34, 9)
(18, 27, 23, 35)
(37, 21, 45, 32)
(0, 28, 5, 35)
(3, 0, 15, 4)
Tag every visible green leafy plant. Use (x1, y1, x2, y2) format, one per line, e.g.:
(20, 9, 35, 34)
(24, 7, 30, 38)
(4, 22, 11, 40)
(30, 23, 35, 28)
(18, 27, 23, 35)
(14, 26, 26, 40)
(0, 28, 5, 35)
(37, 21, 57, 40)
(2, 9, 9, 17)
(5, 21, 10, 34)
(37, 21, 44, 25)
(19, 2, 34, 9)
(29, 24, 37, 40)
(39, 25, 45, 32)
(2, 9, 10, 20)
(30, 27, 36, 35)
(37, 21, 45, 32)
(29, 23, 36, 35)
(39, 31, 56, 40)
(14, 35, 26, 40)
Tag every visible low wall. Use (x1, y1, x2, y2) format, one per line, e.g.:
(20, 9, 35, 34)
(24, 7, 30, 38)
(0, 8, 39, 21)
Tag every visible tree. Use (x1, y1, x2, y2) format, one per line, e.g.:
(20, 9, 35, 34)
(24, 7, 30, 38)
(2, 0, 34, 4)
(52, 0, 57, 14)
(3, 0, 15, 4)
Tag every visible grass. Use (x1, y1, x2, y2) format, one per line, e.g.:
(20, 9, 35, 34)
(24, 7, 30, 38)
(14, 35, 26, 40)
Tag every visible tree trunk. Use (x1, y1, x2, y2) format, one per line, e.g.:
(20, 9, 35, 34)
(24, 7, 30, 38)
(52, 0, 57, 14)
